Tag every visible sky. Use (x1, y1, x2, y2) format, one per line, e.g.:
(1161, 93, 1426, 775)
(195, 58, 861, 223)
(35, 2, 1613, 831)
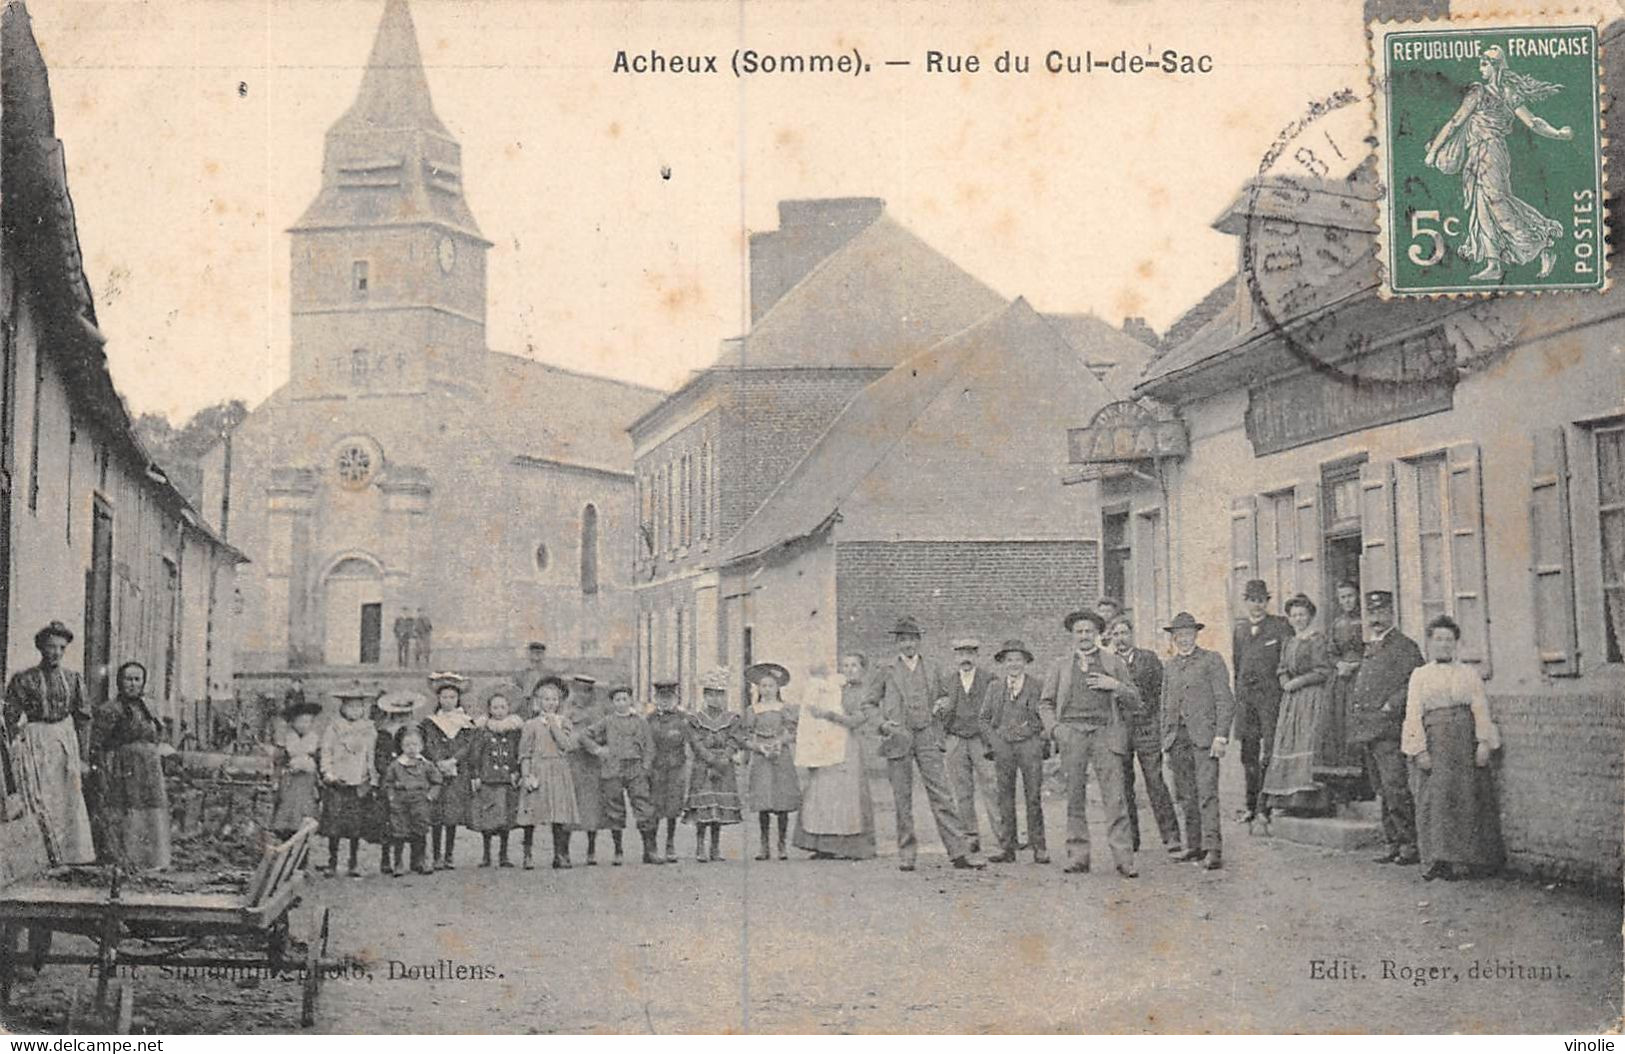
(29, 0, 1419, 421)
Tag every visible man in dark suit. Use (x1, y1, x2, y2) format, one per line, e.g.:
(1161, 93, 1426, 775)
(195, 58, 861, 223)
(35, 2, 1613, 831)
(978, 639, 1048, 864)
(943, 637, 997, 855)
(864, 617, 985, 872)
(1232, 579, 1294, 824)
(1347, 590, 1424, 866)
(1161, 612, 1235, 870)
(1110, 617, 1180, 856)
(393, 614, 414, 668)
(1041, 610, 1142, 878)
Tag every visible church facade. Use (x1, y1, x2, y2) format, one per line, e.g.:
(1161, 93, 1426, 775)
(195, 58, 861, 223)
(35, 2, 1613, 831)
(199, 0, 659, 681)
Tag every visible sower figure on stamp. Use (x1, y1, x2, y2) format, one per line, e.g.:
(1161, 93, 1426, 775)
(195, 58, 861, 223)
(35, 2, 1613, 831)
(943, 638, 998, 856)
(1348, 590, 1424, 867)
(1232, 579, 1293, 830)
(864, 616, 985, 872)
(1109, 617, 1181, 857)
(1040, 610, 1142, 878)
(978, 639, 1047, 864)
(1160, 612, 1234, 871)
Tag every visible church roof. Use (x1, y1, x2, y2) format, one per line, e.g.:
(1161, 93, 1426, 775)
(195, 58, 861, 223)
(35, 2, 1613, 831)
(713, 214, 1007, 370)
(477, 352, 664, 476)
(291, 0, 486, 241)
(720, 298, 1118, 563)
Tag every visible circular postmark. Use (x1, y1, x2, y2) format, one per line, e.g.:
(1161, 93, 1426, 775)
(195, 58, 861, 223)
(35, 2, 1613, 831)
(1237, 84, 1517, 390)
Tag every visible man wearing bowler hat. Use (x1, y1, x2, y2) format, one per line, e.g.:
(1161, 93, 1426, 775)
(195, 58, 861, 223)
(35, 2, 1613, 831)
(1161, 612, 1234, 869)
(979, 639, 1048, 863)
(943, 637, 998, 855)
(865, 616, 985, 871)
(1041, 610, 1142, 877)
(1232, 579, 1294, 825)
(1347, 590, 1423, 866)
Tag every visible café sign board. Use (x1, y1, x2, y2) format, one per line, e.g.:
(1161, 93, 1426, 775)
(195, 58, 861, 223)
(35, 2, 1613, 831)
(1067, 400, 1188, 464)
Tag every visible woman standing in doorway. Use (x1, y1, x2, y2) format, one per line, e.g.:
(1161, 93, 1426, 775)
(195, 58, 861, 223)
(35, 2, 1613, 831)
(1263, 595, 1333, 815)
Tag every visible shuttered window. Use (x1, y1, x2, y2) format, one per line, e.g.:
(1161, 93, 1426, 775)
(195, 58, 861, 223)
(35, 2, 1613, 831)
(1359, 460, 1398, 600)
(1395, 446, 1492, 677)
(1229, 496, 1257, 623)
(1596, 424, 1625, 663)
(1529, 428, 1579, 675)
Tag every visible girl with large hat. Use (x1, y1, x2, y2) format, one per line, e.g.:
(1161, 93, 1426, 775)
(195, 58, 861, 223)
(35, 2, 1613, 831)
(420, 672, 475, 870)
(742, 662, 801, 861)
(270, 693, 324, 840)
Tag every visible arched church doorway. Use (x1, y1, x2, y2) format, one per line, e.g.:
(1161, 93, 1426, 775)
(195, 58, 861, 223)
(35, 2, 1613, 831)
(323, 556, 384, 666)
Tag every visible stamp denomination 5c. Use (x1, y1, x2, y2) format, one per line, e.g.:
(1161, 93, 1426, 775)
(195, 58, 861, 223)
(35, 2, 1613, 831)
(1371, 12, 1608, 296)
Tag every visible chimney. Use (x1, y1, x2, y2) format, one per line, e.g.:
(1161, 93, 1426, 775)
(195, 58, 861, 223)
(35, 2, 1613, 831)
(1121, 317, 1160, 350)
(748, 198, 886, 324)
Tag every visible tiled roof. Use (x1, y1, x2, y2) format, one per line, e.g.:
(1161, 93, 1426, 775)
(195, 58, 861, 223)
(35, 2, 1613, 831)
(717, 215, 1007, 369)
(474, 351, 664, 476)
(720, 298, 1117, 562)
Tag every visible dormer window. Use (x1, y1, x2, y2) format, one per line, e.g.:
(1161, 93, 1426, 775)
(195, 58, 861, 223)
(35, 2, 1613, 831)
(352, 260, 369, 299)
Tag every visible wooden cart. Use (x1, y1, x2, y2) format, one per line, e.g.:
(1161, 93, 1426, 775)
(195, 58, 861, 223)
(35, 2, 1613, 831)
(0, 819, 332, 1031)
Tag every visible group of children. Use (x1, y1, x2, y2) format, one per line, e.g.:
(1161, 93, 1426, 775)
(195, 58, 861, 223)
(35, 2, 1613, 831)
(269, 663, 801, 875)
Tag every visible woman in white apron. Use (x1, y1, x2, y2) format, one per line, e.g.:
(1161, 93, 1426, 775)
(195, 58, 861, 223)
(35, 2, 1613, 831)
(4, 621, 96, 865)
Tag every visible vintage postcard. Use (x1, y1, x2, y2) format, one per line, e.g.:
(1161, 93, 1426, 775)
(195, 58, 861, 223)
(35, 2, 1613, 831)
(0, 0, 1620, 1040)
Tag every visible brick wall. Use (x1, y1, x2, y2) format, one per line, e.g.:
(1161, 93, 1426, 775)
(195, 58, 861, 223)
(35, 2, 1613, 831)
(718, 370, 880, 541)
(835, 540, 1100, 673)
(1491, 691, 1624, 888)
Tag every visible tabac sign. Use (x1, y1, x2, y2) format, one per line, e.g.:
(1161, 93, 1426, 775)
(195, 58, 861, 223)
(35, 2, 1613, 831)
(1067, 400, 1188, 464)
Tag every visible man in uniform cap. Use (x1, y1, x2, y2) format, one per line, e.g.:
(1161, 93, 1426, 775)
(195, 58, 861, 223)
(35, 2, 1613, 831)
(1347, 590, 1423, 866)
(864, 617, 985, 871)
(1232, 579, 1294, 825)
(943, 637, 997, 855)
(1160, 612, 1234, 870)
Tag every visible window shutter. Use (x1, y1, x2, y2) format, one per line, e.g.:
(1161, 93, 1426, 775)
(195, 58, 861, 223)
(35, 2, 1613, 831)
(1529, 428, 1579, 676)
(1447, 442, 1492, 678)
(1229, 495, 1257, 622)
(1359, 460, 1398, 601)
(1293, 481, 1320, 605)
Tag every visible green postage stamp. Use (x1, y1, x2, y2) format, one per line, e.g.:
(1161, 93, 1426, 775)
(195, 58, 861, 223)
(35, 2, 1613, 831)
(1371, 13, 1607, 296)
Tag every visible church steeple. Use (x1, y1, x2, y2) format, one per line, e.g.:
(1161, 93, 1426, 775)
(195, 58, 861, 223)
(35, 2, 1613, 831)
(291, 0, 485, 240)
(286, 0, 490, 400)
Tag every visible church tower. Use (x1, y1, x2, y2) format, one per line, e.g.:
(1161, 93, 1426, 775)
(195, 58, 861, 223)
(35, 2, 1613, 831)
(288, 0, 490, 399)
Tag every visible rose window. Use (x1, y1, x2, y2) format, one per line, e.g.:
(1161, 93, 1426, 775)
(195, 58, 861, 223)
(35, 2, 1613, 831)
(336, 444, 374, 488)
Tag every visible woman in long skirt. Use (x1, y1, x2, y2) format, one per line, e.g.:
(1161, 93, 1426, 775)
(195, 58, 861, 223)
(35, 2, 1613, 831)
(515, 676, 580, 868)
(1263, 594, 1332, 815)
(420, 672, 475, 870)
(564, 675, 608, 864)
(4, 621, 96, 866)
(686, 667, 744, 863)
(90, 662, 172, 869)
(743, 662, 801, 861)
(1402, 615, 1504, 881)
(793, 654, 876, 860)
(1318, 580, 1367, 784)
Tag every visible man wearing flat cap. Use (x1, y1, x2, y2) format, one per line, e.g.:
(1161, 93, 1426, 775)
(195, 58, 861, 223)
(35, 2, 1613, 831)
(1232, 579, 1294, 825)
(4, 622, 96, 865)
(1160, 612, 1234, 870)
(1347, 590, 1424, 866)
(943, 637, 997, 855)
(1041, 610, 1143, 877)
(517, 641, 553, 707)
(864, 616, 984, 871)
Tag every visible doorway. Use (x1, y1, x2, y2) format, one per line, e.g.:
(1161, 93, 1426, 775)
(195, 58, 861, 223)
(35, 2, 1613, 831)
(322, 557, 383, 666)
(84, 498, 113, 702)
